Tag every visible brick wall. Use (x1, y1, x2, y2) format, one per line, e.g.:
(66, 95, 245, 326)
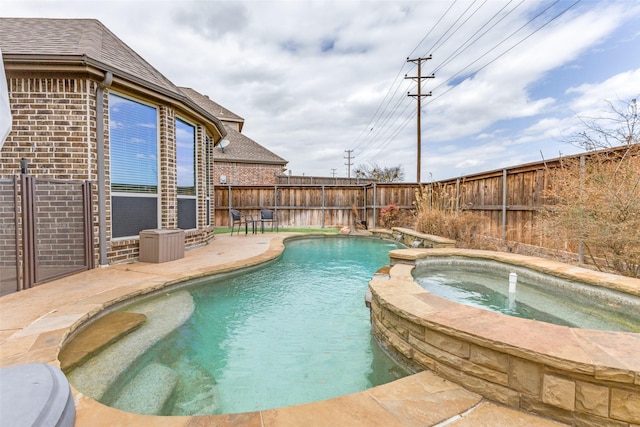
(1, 75, 223, 265)
(0, 77, 96, 181)
(159, 105, 177, 229)
(214, 162, 283, 185)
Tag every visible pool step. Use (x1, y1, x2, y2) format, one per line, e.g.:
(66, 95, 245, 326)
(59, 312, 147, 373)
(65, 290, 194, 401)
(110, 363, 178, 415)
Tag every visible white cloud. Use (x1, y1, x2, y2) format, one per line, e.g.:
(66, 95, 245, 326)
(2, 0, 639, 181)
(567, 68, 640, 112)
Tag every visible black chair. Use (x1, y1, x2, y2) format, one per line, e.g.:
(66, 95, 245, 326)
(260, 209, 278, 233)
(230, 209, 248, 235)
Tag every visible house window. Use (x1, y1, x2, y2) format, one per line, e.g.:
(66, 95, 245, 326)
(176, 118, 196, 230)
(109, 93, 159, 238)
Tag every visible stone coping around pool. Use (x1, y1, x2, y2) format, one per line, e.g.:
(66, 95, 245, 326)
(389, 247, 640, 298)
(368, 248, 640, 426)
(369, 227, 456, 248)
(5, 232, 562, 427)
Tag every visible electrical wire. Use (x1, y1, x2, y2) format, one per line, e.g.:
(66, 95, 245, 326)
(351, 0, 460, 154)
(354, 0, 584, 166)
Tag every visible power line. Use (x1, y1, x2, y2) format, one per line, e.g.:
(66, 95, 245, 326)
(407, 0, 459, 58)
(352, 1, 461, 155)
(355, 0, 583, 167)
(432, 0, 524, 75)
(427, 0, 580, 102)
(427, 0, 482, 55)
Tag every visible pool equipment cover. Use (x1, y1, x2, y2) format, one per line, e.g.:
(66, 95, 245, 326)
(0, 363, 76, 427)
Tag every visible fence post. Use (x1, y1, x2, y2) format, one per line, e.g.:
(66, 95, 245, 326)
(455, 178, 460, 214)
(362, 185, 366, 228)
(227, 185, 232, 227)
(11, 176, 20, 292)
(274, 185, 278, 220)
(372, 183, 377, 229)
(578, 155, 585, 264)
(21, 175, 35, 289)
(502, 169, 507, 242)
(321, 185, 325, 229)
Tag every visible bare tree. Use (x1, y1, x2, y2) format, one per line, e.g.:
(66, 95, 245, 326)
(542, 97, 640, 277)
(353, 163, 405, 182)
(565, 97, 638, 150)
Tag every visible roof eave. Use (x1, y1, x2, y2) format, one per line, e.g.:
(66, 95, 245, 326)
(215, 158, 288, 166)
(3, 54, 227, 141)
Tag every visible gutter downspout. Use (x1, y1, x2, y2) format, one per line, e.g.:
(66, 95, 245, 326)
(96, 71, 113, 266)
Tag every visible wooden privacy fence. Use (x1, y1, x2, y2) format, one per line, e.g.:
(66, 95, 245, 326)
(215, 184, 370, 229)
(214, 152, 574, 247)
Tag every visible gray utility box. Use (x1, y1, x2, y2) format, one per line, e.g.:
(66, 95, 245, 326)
(139, 229, 185, 263)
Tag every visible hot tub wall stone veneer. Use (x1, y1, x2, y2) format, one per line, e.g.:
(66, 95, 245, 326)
(368, 248, 640, 426)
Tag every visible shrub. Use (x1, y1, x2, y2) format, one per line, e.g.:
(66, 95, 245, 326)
(379, 203, 413, 228)
(413, 185, 485, 248)
(539, 144, 640, 277)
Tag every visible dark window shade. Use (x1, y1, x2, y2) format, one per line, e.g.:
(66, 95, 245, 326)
(206, 198, 210, 226)
(112, 196, 158, 238)
(178, 198, 196, 230)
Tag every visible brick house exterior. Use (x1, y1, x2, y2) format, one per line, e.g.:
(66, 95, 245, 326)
(0, 18, 230, 265)
(180, 87, 288, 185)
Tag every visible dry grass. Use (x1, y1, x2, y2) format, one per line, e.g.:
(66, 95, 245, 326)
(538, 144, 640, 277)
(413, 185, 486, 248)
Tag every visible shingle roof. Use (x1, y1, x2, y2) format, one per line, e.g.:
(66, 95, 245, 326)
(216, 125, 287, 165)
(180, 87, 287, 165)
(0, 18, 180, 97)
(179, 87, 244, 125)
(0, 18, 226, 138)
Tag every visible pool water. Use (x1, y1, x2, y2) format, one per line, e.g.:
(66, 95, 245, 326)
(103, 237, 409, 415)
(414, 261, 640, 332)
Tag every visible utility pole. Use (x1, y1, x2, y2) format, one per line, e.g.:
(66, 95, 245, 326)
(344, 149, 354, 178)
(331, 168, 337, 178)
(405, 55, 434, 183)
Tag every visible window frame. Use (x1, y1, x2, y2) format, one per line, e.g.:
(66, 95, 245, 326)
(108, 92, 161, 240)
(176, 116, 198, 231)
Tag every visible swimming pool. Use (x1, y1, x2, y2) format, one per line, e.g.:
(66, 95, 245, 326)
(69, 236, 409, 416)
(414, 258, 640, 332)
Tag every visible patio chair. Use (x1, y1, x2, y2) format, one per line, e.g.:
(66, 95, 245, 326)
(230, 209, 251, 235)
(260, 209, 278, 233)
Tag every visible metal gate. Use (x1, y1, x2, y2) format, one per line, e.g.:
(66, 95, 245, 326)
(0, 176, 94, 295)
(0, 177, 19, 296)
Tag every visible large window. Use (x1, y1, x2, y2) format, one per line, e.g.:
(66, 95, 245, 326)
(176, 118, 196, 230)
(109, 94, 159, 238)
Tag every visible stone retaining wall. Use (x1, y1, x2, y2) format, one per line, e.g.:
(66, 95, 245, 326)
(369, 249, 640, 426)
(369, 227, 456, 249)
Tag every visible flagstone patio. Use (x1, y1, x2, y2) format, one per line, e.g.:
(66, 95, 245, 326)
(0, 233, 568, 426)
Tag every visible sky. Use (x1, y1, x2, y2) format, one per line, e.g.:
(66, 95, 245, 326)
(2, 0, 640, 181)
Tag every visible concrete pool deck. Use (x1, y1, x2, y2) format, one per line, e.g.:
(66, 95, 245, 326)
(0, 233, 568, 426)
